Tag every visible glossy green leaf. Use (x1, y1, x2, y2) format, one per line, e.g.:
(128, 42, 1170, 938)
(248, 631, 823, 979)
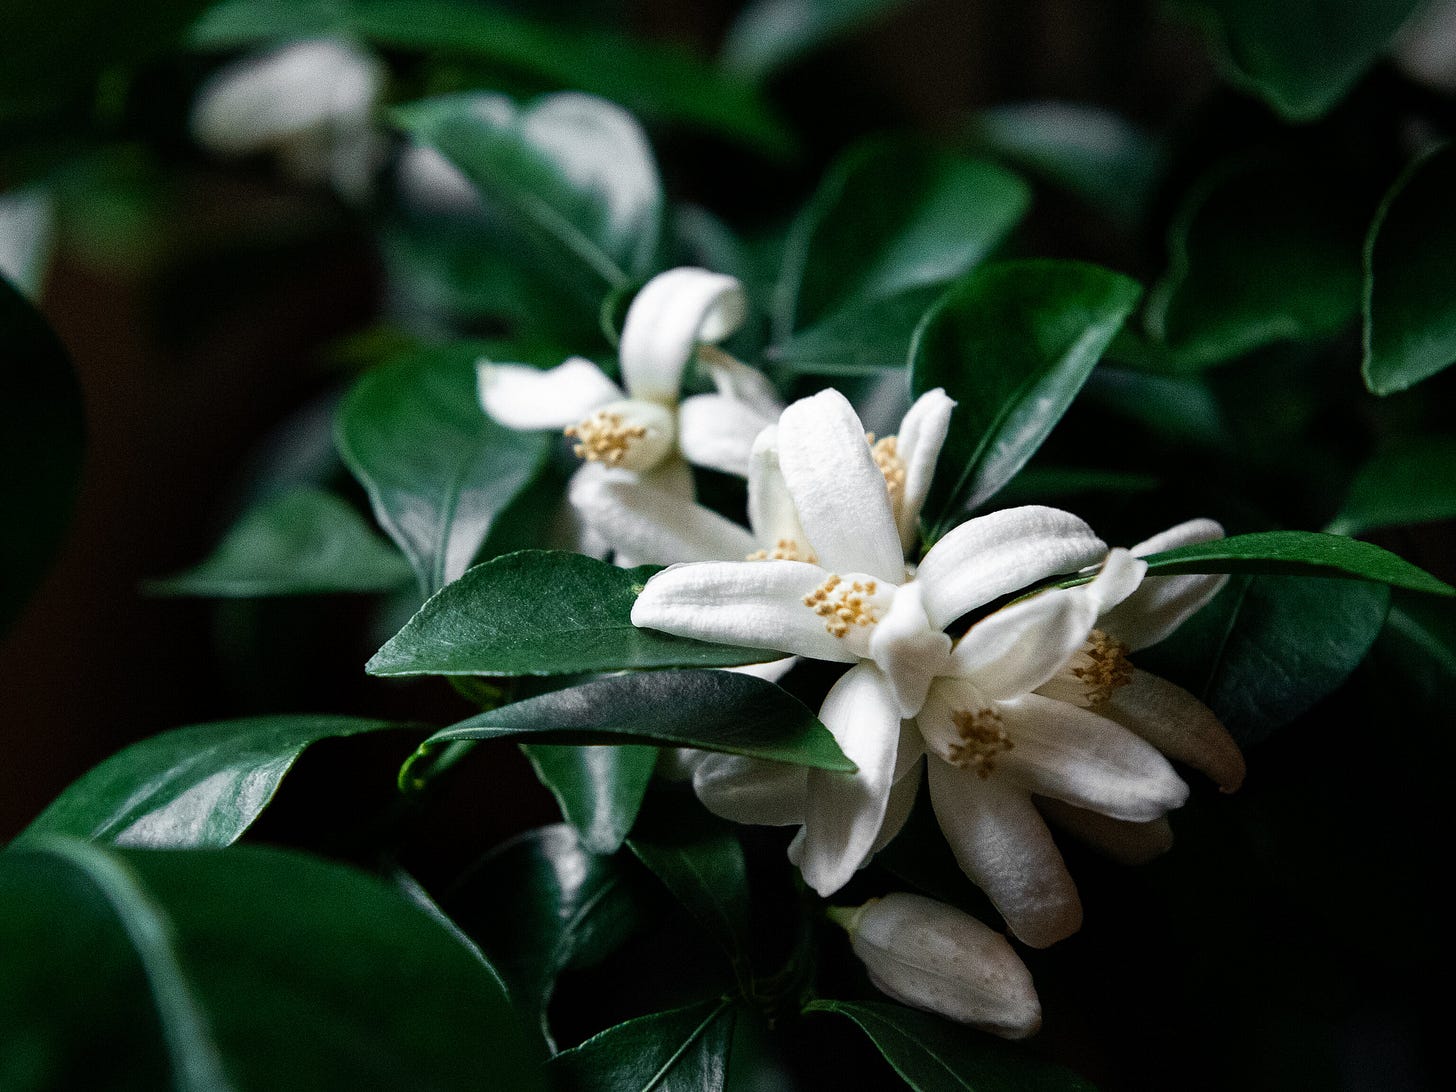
(551, 998, 736, 1092)
(776, 141, 1029, 338)
(1146, 157, 1367, 367)
(522, 744, 657, 855)
(1080, 365, 1229, 448)
(1, 276, 83, 635)
(773, 284, 942, 375)
(147, 488, 412, 597)
(1362, 144, 1456, 395)
(412, 670, 854, 771)
(368, 551, 779, 677)
(1328, 437, 1456, 535)
(911, 260, 1142, 533)
(722, 0, 912, 80)
(1137, 575, 1390, 745)
(1140, 530, 1453, 596)
(336, 345, 549, 595)
(805, 1000, 1096, 1091)
(0, 840, 542, 1091)
(19, 715, 412, 848)
(391, 91, 664, 294)
(1172, 0, 1422, 120)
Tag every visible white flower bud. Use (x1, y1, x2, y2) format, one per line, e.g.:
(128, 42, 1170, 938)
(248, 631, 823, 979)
(831, 893, 1041, 1039)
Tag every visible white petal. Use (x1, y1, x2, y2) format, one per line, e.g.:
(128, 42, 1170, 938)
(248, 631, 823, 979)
(477, 357, 622, 430)
(949, 586, 1102, 702)
(917, 506, 1107, 630)
(1102, 518, 1229, 651)
(1100, 670, 1246, 792)
(730, 656, 798, 683)
(1080, 547, 1149, 614)
(568, 463, 758, 566)
(618, 267, 747, 404)
(677, 393, 777, 477)
(0, 187, 54, 298)
(570, 398, 676, 473)
(895, 388, 955, 551)
(693, 753, 806, 826)
(927, 759, 1082, 948)
(630, 560, 858, 662)
(868, 751, 924, 856)
(703, 349, 783, 419)
(1035, 797, 1174, 866)
(778, 389, 904, 583)
(747, 426, 813, 557)
(996, 694, 1189, 822)
(799, 664, 905, 896)
(1127, 517, 1226, 557)
(867, 582, 952, 717)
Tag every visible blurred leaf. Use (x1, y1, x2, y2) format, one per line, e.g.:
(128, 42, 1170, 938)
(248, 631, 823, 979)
(0, 276, 83, 636)
(1372, 593, 1456, 706)
(368, 551, 779, 677)
(550, 998, 737, 1092)
(1137, 574, 1390, 745)
(1362, 143, 1456, 395)
(336, 344, 549, 595)
(0, 840, 542, 1091)
(722, 0, 914, 80)
(996, 466, 1160, 506)
(522, 744, 657, 855)
(773, 284, 941, 375)
(777, 140, 1029, 338)
(410, 670, 854, 771)
(18, 716, 411, 848)
(804, 1000, 1096, 1091)
(147, 488, 412, 597)
(967, 102, 1162, 225)
(1328, 437, 1456, 535)
(1171, 0, 1422, 120)
(911, 260, 1142, 534)
(1079, 365, 1230, 448)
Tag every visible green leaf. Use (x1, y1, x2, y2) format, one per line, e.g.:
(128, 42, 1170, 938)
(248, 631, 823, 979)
(804, 1000, 1096, 1091)
(1137, 575, 1390, 745)
(0, 840, 542, 1090)
(910, 260, 1142, 533)
(522, 744, 658, 855)
(1362, 144, 1456, 395)
(550, 998, 737, 1092)
(336, 345, 549, 595)
(391, 91, 664, 294)
(1, 276, 83, 635)
(1171, 0, 1422, 120)
(1371, 593, 1456, 706)
(1328, 437, 1456, 535)
(777, 140, 1029, 338)
(1140, 530, 1453, 596)
(18, 716, 412, 848)
(773, 284, 942, 375)
(995, 466, 1160, 506)
(1146, 157, 1367, 367)
(146, 488, 412, 597)
(412, 670, 854, 771)
(722, 0, 912, 80)
(368, 551, 779, 677)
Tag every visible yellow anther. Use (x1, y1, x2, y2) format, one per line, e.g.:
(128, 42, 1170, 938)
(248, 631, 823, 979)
(747, 538, 818, 563)
(802, 575, 879, 638)
(1067, 629, 1134, 708)
(564, 410, 648, 466)
(870, 433, 907, 507)
(948, 707, 1014, 779)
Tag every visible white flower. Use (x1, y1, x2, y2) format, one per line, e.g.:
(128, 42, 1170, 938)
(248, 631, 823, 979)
(395, 144, 480, 217)
(190, 39, 386, 202)
(1394, 0, 1456, 92)
(829, 893, 1041, 1040)
(0, 187, 53, 300)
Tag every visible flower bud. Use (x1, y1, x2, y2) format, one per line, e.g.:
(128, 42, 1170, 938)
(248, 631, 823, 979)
(831, 893, 1041, 1039)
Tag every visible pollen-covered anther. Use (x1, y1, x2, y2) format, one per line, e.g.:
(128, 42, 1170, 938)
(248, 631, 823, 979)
(1067, 628, 1134, 707)
(747, 538, 818, 563)
(563, 410, 648, 466)
(802, 574, 879, 638)
(868, 432, 907, 507)
(948, 707, 1014, 779)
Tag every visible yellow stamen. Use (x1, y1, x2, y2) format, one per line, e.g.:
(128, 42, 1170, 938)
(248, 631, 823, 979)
(801, 574, 879, 638)
(747, 538, 818, 563)
(869, 432, 906, 508)
(948, 707, 1014, 779)
(1068, 629, 1133, 707)
(564, 410, 647, 466)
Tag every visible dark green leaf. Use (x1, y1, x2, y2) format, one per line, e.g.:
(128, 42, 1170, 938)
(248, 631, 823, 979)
(1362, 144, 1456, 395)
(18, 715, 412, 848)
(522, 744, 657, 855)
(722, 0, 912, 80)
(0, 840, 542, 1091)
(773, 284, 942, 375)
(368, 551, 779, 677)
(1080, 366, 1229, 447)
(413, 670, 854, 771)
(911, 260, 1142, 532)
(1328, 437, 1456, 535)
(804, 1000, 1096, 1091)
(1371, 593, 1456, 706)
(777, 141, 1029, 338)
(0, 276, 83, 635)
(995, 466, 1160, 506)
(336, 345, 549, 595)
(551, 998, 736, 1092)
(146, 488, 412, 597)
(1140, 530, 1453, 596)
(1171, 0, 1422, 120)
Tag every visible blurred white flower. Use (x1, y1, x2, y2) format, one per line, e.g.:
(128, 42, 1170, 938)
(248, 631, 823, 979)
(394, 143, 480, 217)
(0, 188, 54, 300)
(1395, 0, 1456, 92)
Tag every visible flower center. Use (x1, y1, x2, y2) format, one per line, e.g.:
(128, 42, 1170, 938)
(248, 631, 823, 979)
(748, 538, 818, 563)
(564, 410, 645, 466)
(803, 574, 880, 638)
(563, 399, 674, 472)
(948, 706, 1014, 779)
(1064, 629, 1133, 707)
(868, 432, 906, 509)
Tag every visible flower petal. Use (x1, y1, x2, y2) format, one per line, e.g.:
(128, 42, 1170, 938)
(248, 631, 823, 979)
(996, 694, 1189, 822)
(799, 664, 905, 896)
(895, 388, 955, 551)
(868, 751, 924, 856)
(703, 348, 783, 419)
(618, 267, 747, 404)
(1100, 669, 1246, 792)
(477, 357, 623, 430)
(927, 759, 1082, 948)
(1034, 797, 1174, 866)
(778, 388, 904, 582)
(949, 586, 1102, 702)
(1127, 517, 1227, 557)
(747, 426, 813, 557)
(868, 581, 952, 717)
(917, 506, 1107, 630)
(631, 560, 859, 662)
(693, 753, 807, 827)
(677, 393, 777, 477)
(1100, 520, 1229, 651)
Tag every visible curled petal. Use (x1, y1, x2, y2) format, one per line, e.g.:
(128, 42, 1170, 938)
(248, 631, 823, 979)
(868, 582, 952, 717)
(894, 388, 955, 552)
(1100, 670, 1246, 792)
(747, 426, 814, 558)
(703, 349, 783, 420)
(618, 268, 747, 404)
(477, 357, 623, 430)
(1034, 796, 1174, 866)
(949, 586, 1102, 702)
(678, 393, 777, 477)
(569, 464, 758, 566)
(1127, 517, 1226, 557)
(693, 753, 807, 827)
(868, 751, 924, 856)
